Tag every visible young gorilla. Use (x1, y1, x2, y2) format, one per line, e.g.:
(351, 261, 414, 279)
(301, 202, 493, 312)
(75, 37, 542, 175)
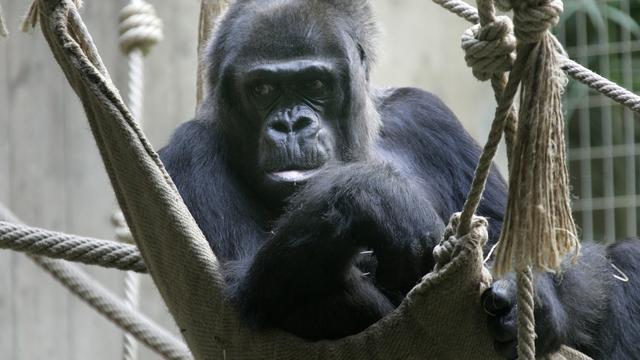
(159, 0, 640, 358)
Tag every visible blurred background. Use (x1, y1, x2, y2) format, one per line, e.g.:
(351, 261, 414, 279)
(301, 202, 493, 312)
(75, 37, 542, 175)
(0, 0, 638, 359)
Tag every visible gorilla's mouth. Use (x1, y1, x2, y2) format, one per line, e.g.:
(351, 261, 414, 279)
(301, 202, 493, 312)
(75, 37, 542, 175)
(268, 169, 321, 183)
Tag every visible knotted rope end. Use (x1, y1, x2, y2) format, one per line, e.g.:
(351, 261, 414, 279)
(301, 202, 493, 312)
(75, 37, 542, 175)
(434, 213, 489, 271)
(118, 0, 163, 56)
(461, 15, 516, 81)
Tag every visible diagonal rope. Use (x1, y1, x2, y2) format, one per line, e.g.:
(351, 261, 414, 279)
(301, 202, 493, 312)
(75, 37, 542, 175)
(560, 58, 640, 113)
(30, 256, 192, 360)
(0, 204, 189, 359)
(432, 0, 480, 24)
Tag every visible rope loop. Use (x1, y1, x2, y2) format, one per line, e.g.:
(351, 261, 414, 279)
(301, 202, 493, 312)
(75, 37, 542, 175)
(511, 0, 563, 44)
(119, 0, 163, 55)
(461, 16, 516, 81)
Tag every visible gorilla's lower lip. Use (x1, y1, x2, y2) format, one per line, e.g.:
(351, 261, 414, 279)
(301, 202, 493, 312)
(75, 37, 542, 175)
(268, 169, 320, 182)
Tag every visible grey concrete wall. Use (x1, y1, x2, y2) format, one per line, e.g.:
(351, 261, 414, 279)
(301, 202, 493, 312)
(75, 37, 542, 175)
(0, 1, 497, 359)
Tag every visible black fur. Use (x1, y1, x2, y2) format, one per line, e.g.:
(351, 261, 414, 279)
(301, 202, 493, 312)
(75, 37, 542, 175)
(482, 239, 640, 359)
(159, 0, 640, 357)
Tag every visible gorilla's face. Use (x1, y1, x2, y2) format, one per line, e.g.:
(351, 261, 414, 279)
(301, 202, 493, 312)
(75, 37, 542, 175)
(206, 0, 380, 198)
(236, 59, 343, 185)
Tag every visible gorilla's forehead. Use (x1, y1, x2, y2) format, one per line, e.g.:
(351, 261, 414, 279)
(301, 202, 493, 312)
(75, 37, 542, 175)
(228, 1, 353, 64)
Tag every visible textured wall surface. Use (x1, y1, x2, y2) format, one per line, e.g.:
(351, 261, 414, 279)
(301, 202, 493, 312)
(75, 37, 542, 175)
(0, 1, 496, 359)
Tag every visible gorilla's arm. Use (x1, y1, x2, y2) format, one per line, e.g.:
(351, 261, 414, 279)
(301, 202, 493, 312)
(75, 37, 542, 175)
(375, 87, 507, 244)
(235, 162, 445, 339)
(159, 119, 269, 262)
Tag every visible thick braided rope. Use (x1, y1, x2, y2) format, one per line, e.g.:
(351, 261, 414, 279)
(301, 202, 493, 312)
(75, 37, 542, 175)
(517, 267, 536, 359)
(30, 256, 192, 360)
(433, 0, 640, 114)
(0, 221, 147, 272)
(561, 58, 640, 113)
(125, 49, 145, 122)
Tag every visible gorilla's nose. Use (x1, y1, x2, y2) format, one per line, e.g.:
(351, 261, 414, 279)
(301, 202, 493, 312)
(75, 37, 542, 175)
(268, 115, 319, 136)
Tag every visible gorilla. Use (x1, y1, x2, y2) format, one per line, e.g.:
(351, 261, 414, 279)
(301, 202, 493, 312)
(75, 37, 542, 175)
(159, 0, 640, 358)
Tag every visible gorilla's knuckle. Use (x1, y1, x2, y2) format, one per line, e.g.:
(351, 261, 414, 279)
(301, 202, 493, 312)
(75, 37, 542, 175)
(482, 284, 514, 316)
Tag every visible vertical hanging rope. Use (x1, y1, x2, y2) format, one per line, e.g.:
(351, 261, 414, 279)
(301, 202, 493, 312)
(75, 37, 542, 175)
(122, 267, 142, 360)
(113, 211, 142, 360)
(0, 4, 9, 37)
(117, 2, 162, 360)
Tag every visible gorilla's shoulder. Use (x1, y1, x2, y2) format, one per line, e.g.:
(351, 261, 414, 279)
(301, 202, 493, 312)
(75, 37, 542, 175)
(159, 119, 221, 174)
(168, 119, 214, 144)
(374, 86, 470, 143)
(374, 87, 462, 129)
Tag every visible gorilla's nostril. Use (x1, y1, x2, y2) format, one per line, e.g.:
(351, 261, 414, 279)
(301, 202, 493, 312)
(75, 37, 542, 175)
(271, 121, 290, 133)
(292, 117, 314, 132)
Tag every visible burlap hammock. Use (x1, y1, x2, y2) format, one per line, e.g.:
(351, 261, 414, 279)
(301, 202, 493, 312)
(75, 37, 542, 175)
(6, 0, 596, 358)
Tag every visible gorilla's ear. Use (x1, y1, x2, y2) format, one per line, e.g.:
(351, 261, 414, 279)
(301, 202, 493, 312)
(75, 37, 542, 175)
(357, 43, 367, 66)
(357, 43, 371, 79)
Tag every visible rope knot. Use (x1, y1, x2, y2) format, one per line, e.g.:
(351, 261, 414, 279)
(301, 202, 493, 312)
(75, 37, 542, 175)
(461, 16, 516, 81)
(119, 0, 163, 55)
(512, 0, 563, 44)
(434, 213, 488, 270)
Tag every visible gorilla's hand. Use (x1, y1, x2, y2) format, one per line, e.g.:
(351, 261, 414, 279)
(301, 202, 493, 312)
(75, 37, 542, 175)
(481, 277, 565, 359)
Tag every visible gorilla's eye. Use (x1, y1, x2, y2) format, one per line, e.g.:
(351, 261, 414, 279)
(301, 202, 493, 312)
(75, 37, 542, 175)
(306, 80, 325, 91)
(252, 83, 275, 97)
